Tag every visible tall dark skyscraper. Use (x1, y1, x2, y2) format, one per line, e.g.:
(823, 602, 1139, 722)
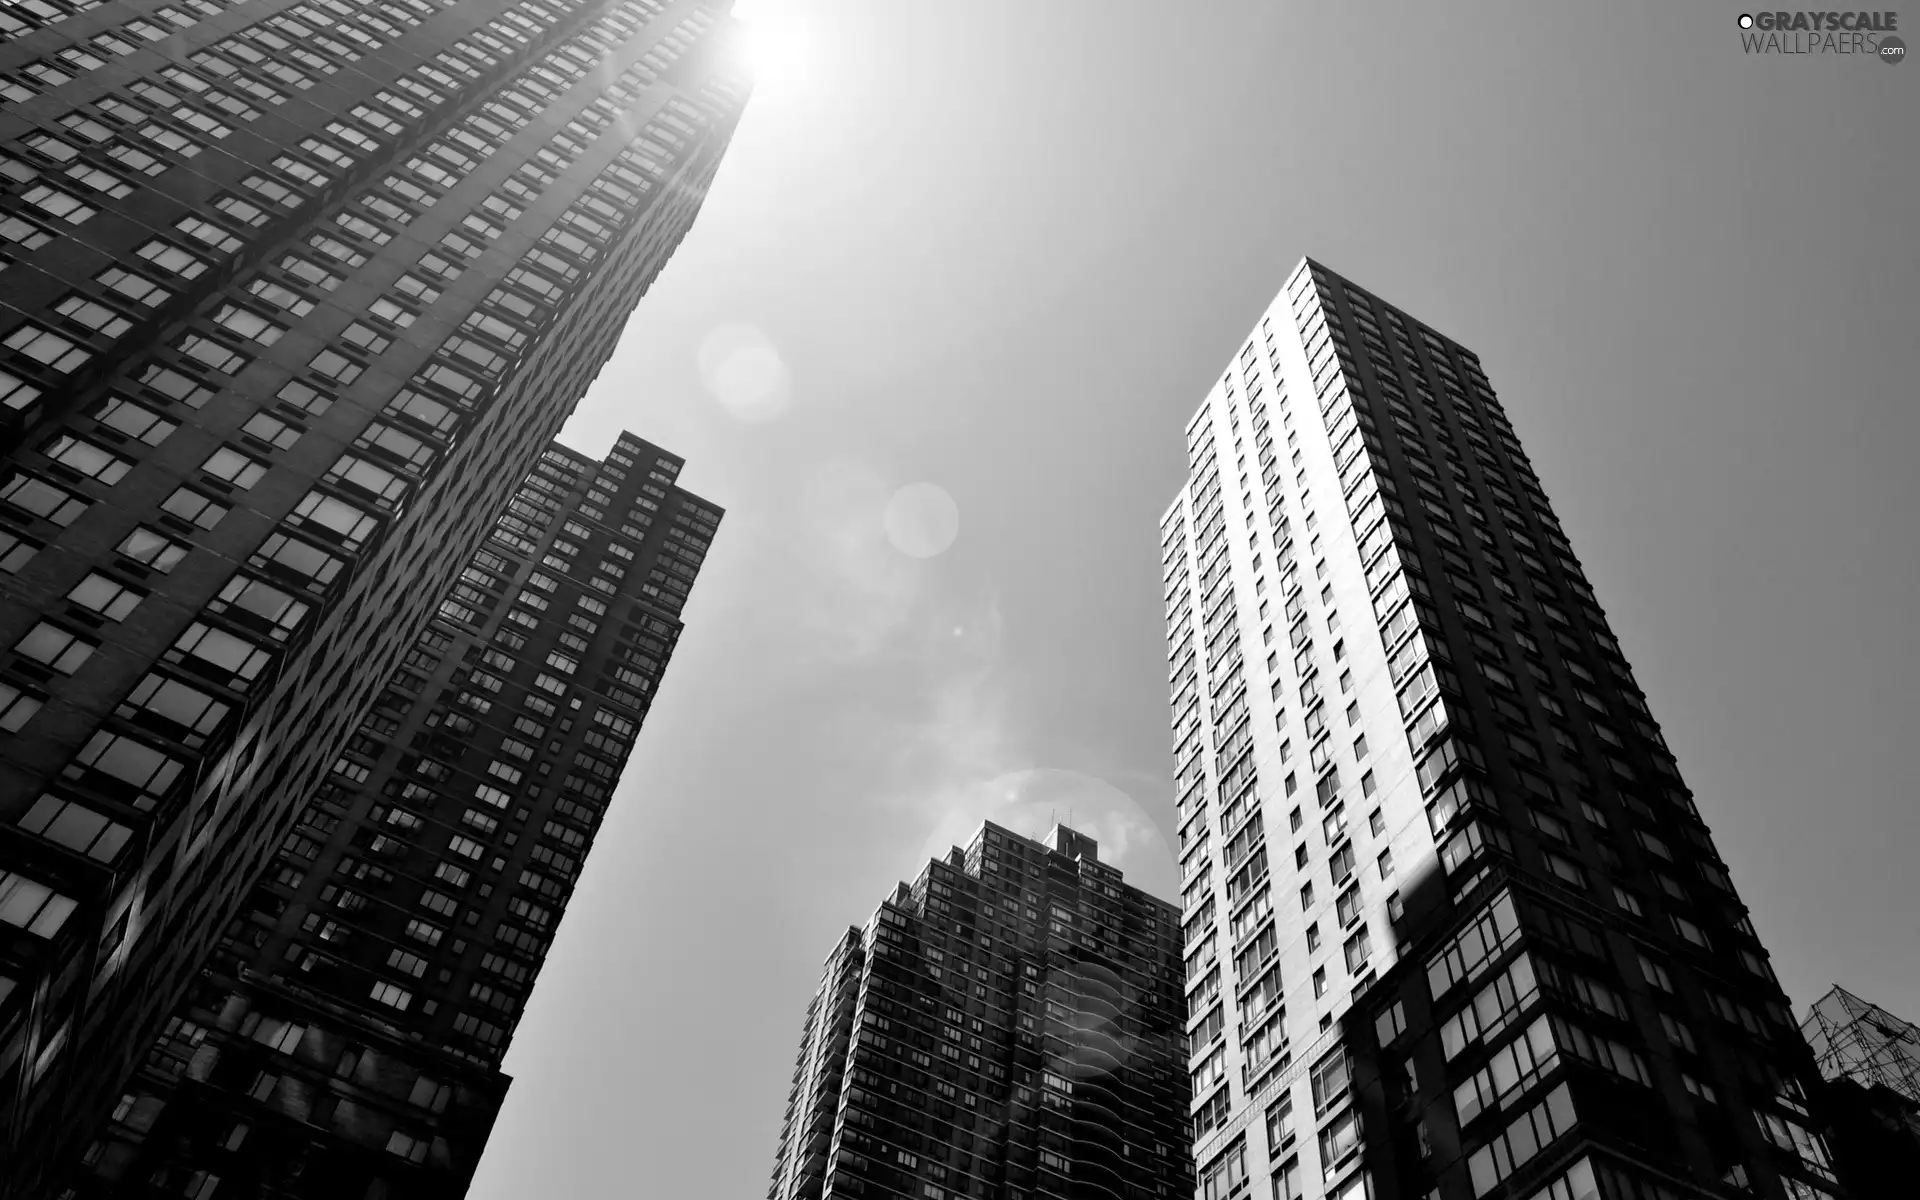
(0, 0, 746, 1193)
(66, 431, 717, 1198)
(1166, 257, 1841, 1200)
(769, 823, 1191, 1200)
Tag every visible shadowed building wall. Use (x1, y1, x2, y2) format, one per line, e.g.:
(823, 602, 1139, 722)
(68, 433, 717, 1197)
(0, 2, 747, 1192)
(769, 822, 1192, 1200)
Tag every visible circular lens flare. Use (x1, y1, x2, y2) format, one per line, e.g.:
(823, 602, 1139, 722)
(697, 323, 791, 422)
(883, 483, 960, 559)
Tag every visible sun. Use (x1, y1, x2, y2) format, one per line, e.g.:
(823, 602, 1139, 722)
(731, 8, 814, 100)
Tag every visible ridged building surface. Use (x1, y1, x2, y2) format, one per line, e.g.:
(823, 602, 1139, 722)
(1165, 258, 1841, 1199)
(769, 823, 1191, 1200)
(0, 0, 747, 1192)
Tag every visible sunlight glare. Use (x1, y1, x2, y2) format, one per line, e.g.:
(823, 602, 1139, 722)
(733, 9, 814, 100)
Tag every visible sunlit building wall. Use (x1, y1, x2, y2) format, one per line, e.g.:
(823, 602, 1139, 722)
(1165, 258, 1840, 1200)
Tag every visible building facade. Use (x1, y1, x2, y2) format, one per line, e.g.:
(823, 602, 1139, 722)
(1164, 258, 1840, 1200)
(63, 432, 717, 1197)
(0, 1, 747, 1192)
(769, 823, 1191, 1200)
(1799, 986, 1920, 1195)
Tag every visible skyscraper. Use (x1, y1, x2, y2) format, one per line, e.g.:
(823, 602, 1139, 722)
(769, 823, 1191, 1200)
(1165, 258, 1840, 1200)
(65, 431, 717, 1198)
(0, 1, 747, 1192)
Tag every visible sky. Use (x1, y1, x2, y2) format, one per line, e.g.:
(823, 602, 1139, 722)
(468, 3, 1917, 1195)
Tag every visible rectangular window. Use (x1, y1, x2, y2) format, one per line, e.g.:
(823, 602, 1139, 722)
(173, 333, 248, 375)
(67, 730, 184, 810)
(1317, 1109, 1360, 1179)
(21, 184, 96, 224)
(167, 622, 270, 686)
(66, 572, 143, 620)
(1465, 1083, 1577, 1197)
(1452, 1015, 1558, 1126)
(0, 869, 79, 937)
(1343, 926, 1372, 974)
(91, 396, 175, 444)
(208, 573, 310, 639)
(160, 487, 227, 530)
(201, 446, 268, 489)
(14, 621, 95, 674)
(1328, 842, 1356, 886)
(1, 472, 87, 525)
(119, 670, 230, 743)
(6, 325, 91, 374)
(1441, 953, 1541, 1060)
(18, 795, 133, 862)
(1310, 1049, 1350, 1117)
(1427, 892, 1522, 998)
(292, 491, 378, 548)
(53, 295, 133, 338)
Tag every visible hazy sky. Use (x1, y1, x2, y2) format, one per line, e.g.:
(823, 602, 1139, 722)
(468, 3, 1917, 1195)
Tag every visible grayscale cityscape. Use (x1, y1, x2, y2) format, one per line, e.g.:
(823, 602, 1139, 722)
(0, 2, 1911, 1199)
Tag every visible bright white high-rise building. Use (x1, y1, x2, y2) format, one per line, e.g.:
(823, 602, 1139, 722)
(1165, 258, 1838, 1200)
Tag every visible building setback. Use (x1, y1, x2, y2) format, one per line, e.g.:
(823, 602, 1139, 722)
(64, 432, 716, 1197)
(769, 823, 1192, 1200)
(0, 0, 747, 1193)
(1166, 258, 1841, 1199)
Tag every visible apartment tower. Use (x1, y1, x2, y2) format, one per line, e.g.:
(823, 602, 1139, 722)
(67, 432, 716, 1197)
(1166, 258, 1839, 1200)
(0, 1, 747, 1192)
(769, 823, 1191, 1200)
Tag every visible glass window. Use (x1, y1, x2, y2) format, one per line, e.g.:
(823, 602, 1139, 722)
(66, 572, 143, 620)
(14, 621, 94, 673)
(70, 730, 184, 809)
(92, 396, 175, 444)
(160, 487, 228, 529)
(5, 324, 91, 372)
(210, 574, 309, 637)
(169, 621, 271, 684)
(120, 670, 231, 741)
(0, 680, 44, 732)
(1317, 1109, 1359, 1179)
(1, 472, 88, 525)
(0, 869, 79, 937)
(18, 795, 133, 861)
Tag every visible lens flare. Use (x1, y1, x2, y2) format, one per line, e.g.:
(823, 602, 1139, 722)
(697, 323, 790, 422)
(882, 483, 960, 559)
